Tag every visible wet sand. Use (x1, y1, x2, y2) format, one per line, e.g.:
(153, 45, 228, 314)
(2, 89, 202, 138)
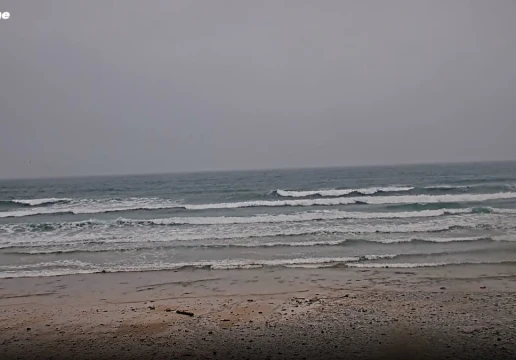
(1, 264, 515, 359)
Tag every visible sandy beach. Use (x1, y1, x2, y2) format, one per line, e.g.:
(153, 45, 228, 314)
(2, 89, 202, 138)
(1, 264, 515, 360)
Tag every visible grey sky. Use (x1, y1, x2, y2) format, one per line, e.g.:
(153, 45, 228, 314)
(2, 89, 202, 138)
(1, 1, 515, 179)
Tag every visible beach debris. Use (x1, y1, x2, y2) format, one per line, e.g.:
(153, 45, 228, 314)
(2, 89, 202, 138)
(440, 287, 446, 290)
(26, 327, 31, 331)
(148, 305, 156, 310)
(220, 319, 230, 322)
(176, 310, 194, 317)
(165, 308, 172, 312)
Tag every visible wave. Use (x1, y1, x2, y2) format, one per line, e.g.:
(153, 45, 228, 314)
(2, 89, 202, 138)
(0, 255, 419, 278)
(424, 184, 516, 191)
(2, 236, 505, 254)
(2, 257, 515, 278)
(0, 217, 503, 251)
(0, 208, 489, 233)
(0, 257, 360, 278)
(119, 208, 475, 224)
(275, 184, 516, 197)
(0, 198, 182, 218)
(346, 260, 516, 269)
(273, 186, 414, 198)
(0, 259, 90, 270)
(0, 198, 72, 207)
(2, 192, 515, 218)
(424, 185, 470, 190)
(182, 192, 516, 210)
(386, 203, 464, 211)
(486, 207, 516, 214)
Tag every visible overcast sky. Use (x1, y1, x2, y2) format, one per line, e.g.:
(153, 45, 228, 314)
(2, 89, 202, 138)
(1, 1, 515, 178)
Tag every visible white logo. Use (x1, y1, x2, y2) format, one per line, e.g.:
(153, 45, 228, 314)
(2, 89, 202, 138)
(0, 12, 10, 20)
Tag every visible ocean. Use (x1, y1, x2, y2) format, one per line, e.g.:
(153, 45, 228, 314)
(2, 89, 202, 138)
(1, 162, 516, 278)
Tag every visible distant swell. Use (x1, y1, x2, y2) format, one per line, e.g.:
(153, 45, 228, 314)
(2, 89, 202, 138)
(273, 186, 414, 197)
(424, 184, 515, 191)
(424, 185, 470, 190)
(1, 198, 71, 207)
(0, 199, 182, 218)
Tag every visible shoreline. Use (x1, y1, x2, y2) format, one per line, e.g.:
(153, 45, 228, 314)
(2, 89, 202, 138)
(1, 264, 516, 359)
(3, 258, 516, 280)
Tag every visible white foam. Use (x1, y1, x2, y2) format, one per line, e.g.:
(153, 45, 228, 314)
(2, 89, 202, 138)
(424, 185, 469, 190)
(127, 208, 474, 225)
(1, 193, 515, 218)
(0, 214, 501, 250)
(11, 198, 72, 206)
(0, 259, 92, 271)
(207, 257, 360, 269)
(0, 208, 477, 233)
(486, 207, 516, 214)
(4, 256, 510, 278)
(2, 207, 511, 235)
(275, 186, 414, 197)
(0, 260, 93, 279)
(346, 260, 510, 268)
(360, 254, 398, 260)
(0, 257, 361, 278)
(0, 198, 182, 218)
(6, 234, 508, 254)
(182, 192, 516, 210)
(375, 236, 491, 244)
(0, 268, 100, 279)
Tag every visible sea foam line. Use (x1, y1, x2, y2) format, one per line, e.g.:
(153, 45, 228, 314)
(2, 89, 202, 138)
(1, 236, 503, 254)
(274, 186, 414, 197)
(183, 192, 516, 210)
(1, 192, 516, 218)
(346, 260, 514, 269)
(0, 217, 501, 249)
(1, 198, 72, 206)
(0, 208, 482, 232)
(2, 257, 515, 278)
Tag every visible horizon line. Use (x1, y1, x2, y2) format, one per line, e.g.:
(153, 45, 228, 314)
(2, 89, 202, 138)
(1, 159, 515, 181)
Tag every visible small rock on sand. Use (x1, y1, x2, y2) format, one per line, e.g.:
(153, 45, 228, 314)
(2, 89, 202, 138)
(176, 310, 194, 317)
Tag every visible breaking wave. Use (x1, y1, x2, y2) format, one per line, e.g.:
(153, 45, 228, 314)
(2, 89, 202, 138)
(4, 236, 503, 255)
(0, 220, 501, 250)
(0, 198, 72, 207)
(1, 193, 515, 218)
(346, 260, 516, 268)
(273, 186, 414, 197)
(0, 208, 489, 233)
(2, 257, 515, 278)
